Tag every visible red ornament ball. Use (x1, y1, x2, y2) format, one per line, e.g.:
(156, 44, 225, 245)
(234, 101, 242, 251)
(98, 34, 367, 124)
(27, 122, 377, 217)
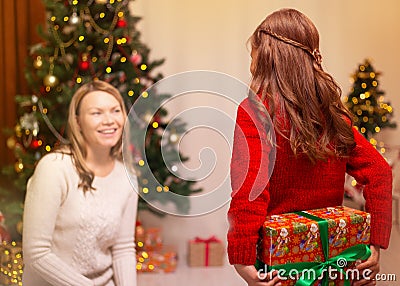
(117, 19, 127, 28)
(131, 53, 142, 65)
(31, 139, 41, 149)
(79, 60, 90, 71)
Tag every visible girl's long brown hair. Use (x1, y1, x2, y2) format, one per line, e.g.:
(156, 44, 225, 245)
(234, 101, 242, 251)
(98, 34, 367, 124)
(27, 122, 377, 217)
(58, 80, 127, 192)
(249, 8, 355, 162)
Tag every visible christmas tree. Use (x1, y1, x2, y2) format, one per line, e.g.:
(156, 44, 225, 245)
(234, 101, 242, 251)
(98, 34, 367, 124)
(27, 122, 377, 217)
(344, 59, 396, 147)
(1, 0, 200, 239)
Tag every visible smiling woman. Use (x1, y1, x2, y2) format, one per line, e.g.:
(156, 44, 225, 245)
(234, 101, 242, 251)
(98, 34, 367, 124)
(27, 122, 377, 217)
(22, 80, 138, 286)
(75, 90, 125, 178)
(66, 81, 128, 191)
(78, 92, 123, 144)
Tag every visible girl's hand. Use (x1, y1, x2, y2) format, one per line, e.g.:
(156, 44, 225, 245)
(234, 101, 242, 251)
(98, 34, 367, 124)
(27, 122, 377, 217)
(352, 244, 380, 286)
(234, 264, 282, 286)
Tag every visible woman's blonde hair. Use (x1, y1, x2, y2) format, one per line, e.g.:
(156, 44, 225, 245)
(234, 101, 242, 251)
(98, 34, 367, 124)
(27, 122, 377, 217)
(249, 8, 355, 162)
(62, 80, 127, 192)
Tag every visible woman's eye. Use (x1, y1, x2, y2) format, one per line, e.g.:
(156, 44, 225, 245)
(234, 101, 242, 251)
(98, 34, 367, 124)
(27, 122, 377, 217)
(91, 112, 101, 115)
(114, 109, 121, 113)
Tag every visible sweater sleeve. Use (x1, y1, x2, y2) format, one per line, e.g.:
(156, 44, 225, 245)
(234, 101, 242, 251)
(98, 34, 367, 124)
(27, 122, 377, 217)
(22, 154, 93, 286)
(112, 178, 138, 286)
(346, 127, 392, 249)
(227, 99, 272, 265)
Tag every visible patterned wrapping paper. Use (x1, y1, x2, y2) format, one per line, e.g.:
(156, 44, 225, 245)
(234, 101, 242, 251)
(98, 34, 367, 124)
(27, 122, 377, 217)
(256, 206, 371, 286)
(134, 223, 177, 273)
(143, 227, 163, 251)
(136, 246, 178, 273)
(188, 236, 225, 267)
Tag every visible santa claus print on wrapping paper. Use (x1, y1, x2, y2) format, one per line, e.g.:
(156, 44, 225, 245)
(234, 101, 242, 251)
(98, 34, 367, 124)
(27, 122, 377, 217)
(300, 223, 319, 252)
(329, 219, 348, 247)
(271, 228, 290, 257)
(357, 214, 371, 243)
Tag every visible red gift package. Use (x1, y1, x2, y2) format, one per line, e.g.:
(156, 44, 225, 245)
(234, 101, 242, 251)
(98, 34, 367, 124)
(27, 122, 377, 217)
(256, 206, 371, 285)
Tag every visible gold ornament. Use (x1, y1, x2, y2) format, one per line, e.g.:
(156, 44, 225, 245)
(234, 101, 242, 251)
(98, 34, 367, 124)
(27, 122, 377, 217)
(43, 74, 59, 87)
(6, 137, 16, 149)
(16, 221, 23, 235)
(14, 160, 24, 173)
(15, 124, 22, 137)
(33, 56, 43, 69)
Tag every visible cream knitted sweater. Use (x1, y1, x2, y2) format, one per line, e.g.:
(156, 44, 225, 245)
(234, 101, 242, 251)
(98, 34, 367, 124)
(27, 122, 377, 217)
(22, 152, 138, 286)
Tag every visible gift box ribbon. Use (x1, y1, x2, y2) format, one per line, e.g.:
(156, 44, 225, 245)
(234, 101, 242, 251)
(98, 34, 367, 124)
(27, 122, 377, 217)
(256, 211, 371, 286)
(194, 236, 220, 266)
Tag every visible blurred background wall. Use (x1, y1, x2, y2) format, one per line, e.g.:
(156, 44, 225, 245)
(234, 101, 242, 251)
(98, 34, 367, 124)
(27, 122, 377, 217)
(130, 0, 400, 264)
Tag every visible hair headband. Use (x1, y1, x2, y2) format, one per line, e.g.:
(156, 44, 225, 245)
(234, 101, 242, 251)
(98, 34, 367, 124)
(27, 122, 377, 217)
(259, 29, 322, 65)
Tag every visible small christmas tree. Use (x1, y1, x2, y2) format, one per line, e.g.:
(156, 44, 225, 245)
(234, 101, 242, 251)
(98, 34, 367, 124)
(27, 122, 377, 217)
(343, 59, 397, 206)
(344, 59, 396, 145)
(1, 0, 201, 239)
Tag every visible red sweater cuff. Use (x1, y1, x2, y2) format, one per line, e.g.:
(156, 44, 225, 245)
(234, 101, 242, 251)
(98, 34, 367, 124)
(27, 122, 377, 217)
(369, 216, 391, 249)
(227, 237, 257, 265)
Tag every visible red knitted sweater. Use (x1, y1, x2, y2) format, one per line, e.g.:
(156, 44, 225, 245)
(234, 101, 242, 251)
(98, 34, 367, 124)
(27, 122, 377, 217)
(227, 98, 393, 265)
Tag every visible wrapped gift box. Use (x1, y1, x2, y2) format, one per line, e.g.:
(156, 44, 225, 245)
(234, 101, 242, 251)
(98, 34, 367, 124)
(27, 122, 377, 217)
(135, 223, 163, 252)
(136, 246, 177, 273)
(143, 227, 163, 251)
(256, 206, 371, 285)
(188, 236, 224, 267)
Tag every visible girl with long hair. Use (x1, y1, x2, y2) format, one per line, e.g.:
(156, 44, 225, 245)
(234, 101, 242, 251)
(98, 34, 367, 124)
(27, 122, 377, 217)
(228, 8, 392, 286)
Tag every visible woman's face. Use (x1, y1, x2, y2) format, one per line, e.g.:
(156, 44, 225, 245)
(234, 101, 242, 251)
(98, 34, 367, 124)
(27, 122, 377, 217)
(77, 91, 124, 154)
